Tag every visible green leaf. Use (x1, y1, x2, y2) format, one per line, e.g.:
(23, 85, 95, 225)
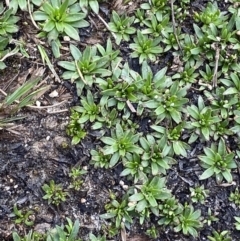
(89, 0, 99, 14)
(65, 13, 86, 22)
(222, 169, 233, 183)
(173, 141, 187, 157)
(100, 212, 116, 219)
(5, 77, 40, 105)
(64, 24, 80, 41)
(43, 20, 55, 32)
(199, 167, 215, 180)
(201, 127, 210, 140)
(190, 47, 201, 55)
(68, 220, 80, 240)
(59, 0, 69, 16)
(101, 137, 115, 145)
(109, 152, 120, 167)
(170, 109, 181, 123)
(223, 87, 238, 95)
(58, 61, 75, 71)
(42, 2, 54, 16)
(129, 193, 144, 202)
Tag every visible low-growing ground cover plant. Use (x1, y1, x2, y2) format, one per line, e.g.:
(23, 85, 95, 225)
(5, 0, 240, 240)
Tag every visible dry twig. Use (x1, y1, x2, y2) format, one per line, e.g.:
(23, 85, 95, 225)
(170, 0, 182, 53)
(212, 46, 220, 88)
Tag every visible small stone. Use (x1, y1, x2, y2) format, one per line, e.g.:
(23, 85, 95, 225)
(49, 90, 59, 98)
(36, 100, 41, 107)
(81, 198, 86, 203)
(63, 36, 70, 41)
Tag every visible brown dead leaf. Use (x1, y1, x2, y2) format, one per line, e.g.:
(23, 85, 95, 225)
(111, 0, 141, 15)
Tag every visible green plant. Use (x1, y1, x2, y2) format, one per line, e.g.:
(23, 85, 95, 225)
(0, 6, 19, 36)
(108, 11, 136, 45)
(203, 208, 219, 226)
(100, 123, 143, 167)
(13, 230, 43, 241)
(0, 5, 20, 69)
(13, 204, 34, 226)
(47, 218, 81, 241)
(221, 72, 240, 97)
(229, 188, 240, 205)
(186, 96, 221, 142)
(204, 87, 238, 119)
(0, 75, 44, 115)
(129, 30, 163, 63)
(90, 149, 111, 169)
(42, 180, 68, 205)
(189, 185, 209, 204)
(128, 176, 171, 216)
(66, 109, 87, 145)
(141, 0, 169, 19)
(181, 34, 201, 66)
(144, 80, 188, 124)
(146, 225, 158, 239)
(96, 38, 121, 69)
(158, 196, 183, 226)
(139, 134, 176, 175)
(194, 2, 228, 28)
(207, 230, 231, 241)
(198, 138, 237, 183)
(172, 62, 199, 86)
(9, 0, 27, 14)
(98, 63, 141, 110)
(162, 28, 184, 52)
(79, 0, 99, 14)
(69, 167, 87, 191)
(174, 204, 202, 238)
(151, 123, 190, 157)
(33, 0, 89, 42)
(89, 233, 106, 241)
(234, 216, 240, 230)
(58, 44, 111, 95)
(71, 90, 100, 124)
(120, 153, 148, 183)
(101, 194, 133, 229)
(134, 9, 145, 26)
(142, 13, 172, 37)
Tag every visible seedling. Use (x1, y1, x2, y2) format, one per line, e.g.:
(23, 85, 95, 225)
(42, 180, 68, 205)
(190, 185, 209, 204)
(13, 204, 34, 226)
(108, 11, 136, 45)
(158, 196, 183, 226)
(207, 230, 231, 241)
(234, 216, 240, 230)
(58, 44, 111, 95)
(198, 138, 237, 183)
(100, 123, 143, 167)
(69, 167, 87, 191)
(101, 194, 133, 229)
(130, 30, 163, 63)
(66, 109, 87, 145)
(174, 204, 202, 238)
(229, 188, 240, 206)
(33, 0, 89, 42)
(128, 176, 171, 215)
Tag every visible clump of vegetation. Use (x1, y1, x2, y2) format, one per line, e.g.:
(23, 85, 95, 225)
(42, 180, 68, 205)
(4, 0, 240, 240)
